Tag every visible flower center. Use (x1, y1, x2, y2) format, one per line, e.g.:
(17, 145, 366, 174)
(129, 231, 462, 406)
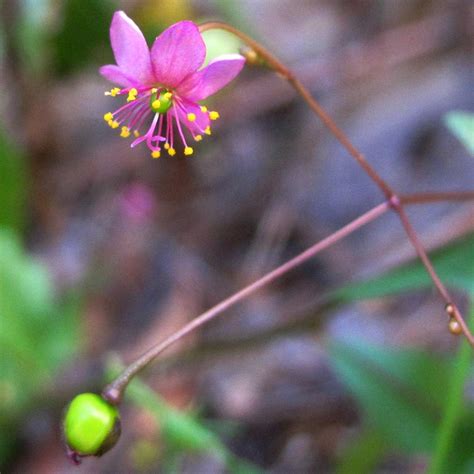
(150, 89, 173, 114)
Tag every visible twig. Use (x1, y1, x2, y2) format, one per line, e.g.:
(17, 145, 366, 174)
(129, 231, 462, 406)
(198, 22, 474, 347)
(103, 201, 390, 404)
(401, 191, 474, 205)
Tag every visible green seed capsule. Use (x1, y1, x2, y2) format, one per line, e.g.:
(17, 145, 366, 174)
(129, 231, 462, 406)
(63, 393, 121, 462)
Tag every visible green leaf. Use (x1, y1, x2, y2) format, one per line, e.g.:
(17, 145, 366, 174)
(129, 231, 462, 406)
(0, 130, 26, 233)
(336, 429, 387, 474)
(444, 111, 474, 156)
(0, 228, 78, 439)
(429, 303, 474, 474)
(16, 0, 50, 74)
(330, 236, 474, 471)
(336, 234, 474, 301)
(52, 0, 115, 76)
(329, 340, 451, 453)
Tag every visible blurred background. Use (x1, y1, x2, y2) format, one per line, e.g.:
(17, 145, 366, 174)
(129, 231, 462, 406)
(1, 0, 473, 472)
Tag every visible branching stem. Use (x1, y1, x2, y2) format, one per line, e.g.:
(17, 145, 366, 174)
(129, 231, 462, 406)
(103, 23, 474, 405)
(103, 201, 390, 403)
(199, 21, 474, 347)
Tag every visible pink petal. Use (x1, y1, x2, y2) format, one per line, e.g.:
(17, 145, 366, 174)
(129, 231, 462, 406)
(100, 65, 134, 87)
(175, 100, 210, 136)
(177, 54, 245, 101)
(150, 21, 206, 88)
(109, 11, 153, 84)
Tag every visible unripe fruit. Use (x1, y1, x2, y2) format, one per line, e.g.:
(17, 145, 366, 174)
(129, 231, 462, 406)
(63, 393, 121, 463)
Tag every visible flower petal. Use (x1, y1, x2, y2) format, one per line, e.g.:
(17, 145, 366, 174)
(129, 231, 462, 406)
(150, 21, 206, 88)
(177, 54, 245, 101)
(109, 11, 153, 84)
(100, 65, 135, 87)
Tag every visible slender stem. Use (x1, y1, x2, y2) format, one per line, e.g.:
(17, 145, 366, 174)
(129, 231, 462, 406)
(199, 22, 393, 198)
(103, 26, 474, 406)
(287, 77, 394, 197)
(401, 191, 474, 205)
(103, 202, 390, 404)
(394, 201, 474, 345)
(198, 21, 474, 347)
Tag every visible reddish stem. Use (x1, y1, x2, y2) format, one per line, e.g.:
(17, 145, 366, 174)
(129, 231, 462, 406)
(102, 27, 474, 405)
(198, 21, 474, 347)
(103, 202, 390, 404)
(401, 191, 474, 205)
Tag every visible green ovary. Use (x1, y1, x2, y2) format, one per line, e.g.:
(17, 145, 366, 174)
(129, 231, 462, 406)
(150, 90, 173, 114)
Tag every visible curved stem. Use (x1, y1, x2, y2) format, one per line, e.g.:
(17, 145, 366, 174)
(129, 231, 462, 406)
(199, 22, 393, 198)
(199, 21, 474, 347)
(103, 202, 390, 404)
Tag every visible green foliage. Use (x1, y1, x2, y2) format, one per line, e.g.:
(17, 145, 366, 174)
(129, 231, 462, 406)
(429, 304, 474, 474)
(0, 131, 27, 234)
(330, 342, 445, 453)
(335, 233, 474, 300)
(331, 339, 474, 473)
(331, 234, 474, 473)
(106, 358, 262, 473)
(16, 0, 50, 74)
(336, 429, 387, 474)
(52, 0, 115, 76)
(0, 229, 78, 464)
(444, 111, 474, 156)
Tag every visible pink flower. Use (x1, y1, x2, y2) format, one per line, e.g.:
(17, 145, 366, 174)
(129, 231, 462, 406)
(100, 11, 245, 158)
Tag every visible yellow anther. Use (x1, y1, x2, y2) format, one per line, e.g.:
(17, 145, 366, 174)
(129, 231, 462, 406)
(184, 146, 194, 156)
(200, 106, 208, 113)
(105, 87, 120, 97)
(204, 126, 212, 135)
(152, 99, 161, 109)
(127, 88, 138, 102)
(151, 150, 161, 159)
(103, 112, 114, 122)
(151, 88, 158, 93)
(120, 126, 131, 138)
(168, 147, 176, 156)
(133, 130, 140, 137)
(187, 113, 196, 122)
(194, 134, 202, 142)
(163, 92, 172, 100)
(109, 120, 120, 129)
(209, 111, 220, 120)
(164, 143, 170, 150)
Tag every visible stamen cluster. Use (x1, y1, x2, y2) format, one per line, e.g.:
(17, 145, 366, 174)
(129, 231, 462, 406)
(104, 87, 219, 158)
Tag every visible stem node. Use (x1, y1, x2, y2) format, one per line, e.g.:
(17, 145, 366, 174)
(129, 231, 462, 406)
(102, 387, 122, 406)
(388, 194, 402, 210)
